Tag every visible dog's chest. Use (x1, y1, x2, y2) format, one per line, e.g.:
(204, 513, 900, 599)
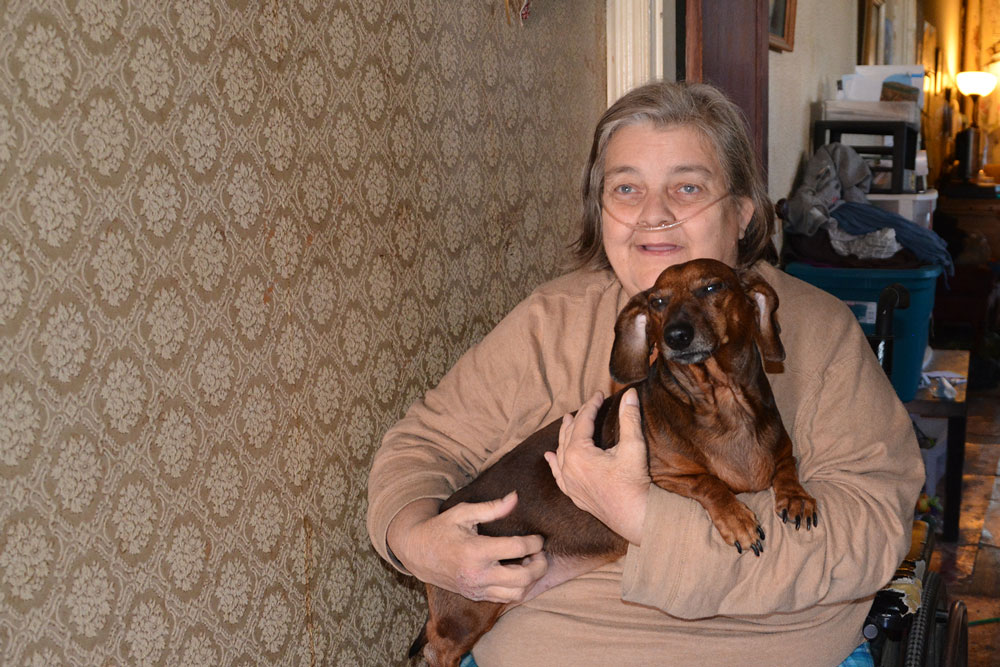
(700, 389, 775, 491)
(647, 383, 776, 492)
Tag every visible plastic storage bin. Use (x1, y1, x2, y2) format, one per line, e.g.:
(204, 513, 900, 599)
(784, 263, 943, 402)
(866, 189, 938, 229)
(822, 100, 921, 125)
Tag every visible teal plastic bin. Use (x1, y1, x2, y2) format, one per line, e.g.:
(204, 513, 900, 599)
(784, 263, 943, 402)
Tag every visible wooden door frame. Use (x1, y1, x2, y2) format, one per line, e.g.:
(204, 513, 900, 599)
(681, 0, 769, 174)
(603, 0, 769, 176)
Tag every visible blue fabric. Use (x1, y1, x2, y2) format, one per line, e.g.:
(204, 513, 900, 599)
(460, 642, 873, 666)
(830, 201, 954, 275)
(837, 641, 875, 667)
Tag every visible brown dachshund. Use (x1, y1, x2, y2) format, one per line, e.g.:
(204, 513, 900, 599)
(410, 258, 818, 667)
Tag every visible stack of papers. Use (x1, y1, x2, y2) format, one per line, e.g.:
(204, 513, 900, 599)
(841, 65, 925, 108)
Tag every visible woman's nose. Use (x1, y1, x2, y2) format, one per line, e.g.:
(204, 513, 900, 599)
(636, 190, 678, 228)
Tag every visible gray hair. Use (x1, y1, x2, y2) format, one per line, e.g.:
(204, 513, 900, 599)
(570, 80, 776, 270)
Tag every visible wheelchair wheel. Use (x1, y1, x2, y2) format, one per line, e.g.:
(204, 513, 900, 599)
(942, 600, 968, 667)
(904, 570, 941, 667)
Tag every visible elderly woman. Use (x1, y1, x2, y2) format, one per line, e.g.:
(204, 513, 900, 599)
(367, 81, 923, 666)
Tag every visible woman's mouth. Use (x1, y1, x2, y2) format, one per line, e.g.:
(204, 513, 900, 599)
(639, 243, 680, 253)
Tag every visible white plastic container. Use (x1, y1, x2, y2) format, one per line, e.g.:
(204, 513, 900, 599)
(822, 100, 921, 126)
(866, 189, 938, 228)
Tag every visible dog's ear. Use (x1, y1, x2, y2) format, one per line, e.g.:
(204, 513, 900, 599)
(610, 292, 652, 384)
(741, 272, 785, 363)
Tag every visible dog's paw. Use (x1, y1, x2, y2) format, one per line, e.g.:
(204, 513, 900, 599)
(714, 502, 765, 556)
(774, 491, 818, 531)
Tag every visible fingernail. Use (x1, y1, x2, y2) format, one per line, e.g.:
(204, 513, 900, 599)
(624, 389, 638, 406)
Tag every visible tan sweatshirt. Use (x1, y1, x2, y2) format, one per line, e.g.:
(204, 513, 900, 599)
(367, 262, 924, 667)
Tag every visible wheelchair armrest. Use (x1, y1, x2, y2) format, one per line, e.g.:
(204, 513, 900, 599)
(863, 520, 933, 642)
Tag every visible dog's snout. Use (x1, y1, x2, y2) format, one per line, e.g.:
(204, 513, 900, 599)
(664, 322, 695, 350)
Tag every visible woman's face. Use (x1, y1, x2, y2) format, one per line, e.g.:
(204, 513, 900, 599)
(600, 122, 753, 296)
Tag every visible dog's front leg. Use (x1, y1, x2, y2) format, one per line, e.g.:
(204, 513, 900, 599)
(770, 434, 818, 529)
(652, 473, 766, 555)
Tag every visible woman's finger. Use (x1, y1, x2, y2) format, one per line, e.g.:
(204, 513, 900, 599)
(481, 585, 534, 604)
(496, 549, 547, 581)
(543, 450, 566, 494)
(556, 414, 572, 469)
(453, 489, 519, 528)
(486, 533, 545, 563)
(485, 552, 549, 602)
(571, 391, 604, 444)
(473, 544, 548, 603)
(617, 388, 643, 441)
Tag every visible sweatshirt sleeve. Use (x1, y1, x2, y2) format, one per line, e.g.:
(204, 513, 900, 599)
(621, 300, 924, 618)
(365, 267, 625, 573)
(366, 298, 541, 571)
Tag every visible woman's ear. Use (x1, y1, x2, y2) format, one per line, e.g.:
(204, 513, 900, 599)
(610, 292, 652, 384)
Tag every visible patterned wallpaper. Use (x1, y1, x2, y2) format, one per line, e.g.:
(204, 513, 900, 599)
(0, 1, 605, 664)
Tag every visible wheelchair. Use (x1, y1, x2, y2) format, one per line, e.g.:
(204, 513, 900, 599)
(863, 517, 968, 666)
(862, 283, 969, 667)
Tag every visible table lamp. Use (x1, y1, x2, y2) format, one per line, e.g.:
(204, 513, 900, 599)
(955, 71, 998, 179)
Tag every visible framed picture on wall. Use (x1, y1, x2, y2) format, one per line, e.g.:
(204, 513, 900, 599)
(859, 0, 886, 65)
(769, 0, 796, 52)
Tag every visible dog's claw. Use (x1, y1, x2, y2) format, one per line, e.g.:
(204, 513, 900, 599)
(751, 542, 760, 556)
(757, 525, 766, 540)
(735, 541, 742, 554)
(781, 509, 788, 523)
(795, 515, 801, 530)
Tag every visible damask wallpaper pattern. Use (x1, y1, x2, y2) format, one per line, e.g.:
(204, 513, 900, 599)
(0, 0, 605, 664)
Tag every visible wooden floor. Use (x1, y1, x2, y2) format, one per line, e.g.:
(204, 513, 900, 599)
(930, 382, 1000, 666)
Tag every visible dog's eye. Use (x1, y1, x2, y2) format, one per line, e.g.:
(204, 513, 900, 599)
(649, 297, 667, 310)
(696, 282, 726, 297)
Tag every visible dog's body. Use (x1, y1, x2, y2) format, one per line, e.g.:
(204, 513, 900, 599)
(411, 259, 818, 667)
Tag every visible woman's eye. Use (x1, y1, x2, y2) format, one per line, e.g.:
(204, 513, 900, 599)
(677, 184, 701, 195)
(614, 184, 637, 195)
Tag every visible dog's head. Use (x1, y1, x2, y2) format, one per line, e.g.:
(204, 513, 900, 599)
(610, 258, 783, 384)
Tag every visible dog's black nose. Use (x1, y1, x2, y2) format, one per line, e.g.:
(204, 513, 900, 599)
(664, 322, 694, 350)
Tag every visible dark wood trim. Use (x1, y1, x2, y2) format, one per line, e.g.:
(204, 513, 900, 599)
(683, 0, 769, 176)
(684, 0, 703, 82)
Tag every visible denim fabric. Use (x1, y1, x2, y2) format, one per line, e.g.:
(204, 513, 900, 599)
(458, 641, 874, 666)
(838, 641, 875, 667)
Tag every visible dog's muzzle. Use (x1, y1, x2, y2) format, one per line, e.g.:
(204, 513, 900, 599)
(663, 320, 712, 363)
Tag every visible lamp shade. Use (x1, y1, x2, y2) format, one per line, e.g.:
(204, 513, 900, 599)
(957, 71, 998, 97)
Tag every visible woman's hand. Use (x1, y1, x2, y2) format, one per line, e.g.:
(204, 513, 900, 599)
(544, 389, 651, 545)
(386, 493, 547, 603)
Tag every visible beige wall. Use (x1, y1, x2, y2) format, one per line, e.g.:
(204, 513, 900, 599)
(767, 3, 860, 203)
(921, 0, 963, 178)
(767, 1, 967, 201)
(926, 0, 964, 81)
(0, 2, 605, 665)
